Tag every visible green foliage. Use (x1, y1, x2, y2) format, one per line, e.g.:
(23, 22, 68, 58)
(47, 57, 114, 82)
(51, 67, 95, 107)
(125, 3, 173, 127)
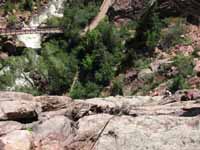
(173, 55, 194, 77)
(19, 0, 34, 11)
(2, 0, 133, 98)
(46, 17, 63, 26)
(135, 75, 162, 95)
(7, 15, 17, 26)
(0, 0, 164, 99)
(0, 49, 41, 95)
(145, 12, 163, 49)
(0, 68, 15, 90)
(1, 1, 125, 98)
(192, 47, 200, 57)
(79, 21, 124, 85)
(40, 40, 78, 94)
(160, 18, 191, 49)
(3, 1, 15, 12)
(111, 77, 124, 96)
(167, 55, 194, 93)
(81, 55, 94, 71)
(69, 82, 85, 99)
(62, 0, 100, 38)
(26, 127, 33, 132)
(3, 0, 34, 12)
(70, 81, 100, 99)
(67, 20, 125, 98)
(0, 42, 78, 95)
(134, 57, 151, 70)
(130, 3, 164, 52)
(169, 75, 190, 93)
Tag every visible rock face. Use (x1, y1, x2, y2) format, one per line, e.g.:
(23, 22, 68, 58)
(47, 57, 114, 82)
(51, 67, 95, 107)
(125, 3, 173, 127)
(0, 91, 200, 150)
(110, 0, 200, 22)
(0, 130, 33, 150)
(0, 92, 40, 122)
(110, 0, 146, 20)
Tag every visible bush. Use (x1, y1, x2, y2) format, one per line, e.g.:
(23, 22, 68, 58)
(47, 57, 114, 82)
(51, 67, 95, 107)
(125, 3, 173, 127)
(134, 56, 151, 70)
(4, 1, 15, 12)
(70, 81, 101, 99)
(111, 77, 124, 96)
(4, 0, 34, 12)
(145, 12, 163, 49)
(20, 0, 34, 11)
(46, 17, 62, 26)
(129, 4, 164, 52)
(62, 0, 100, 38)
(192, 47, 200, 57)
(169, 75, 190, 93)
(173, 55, 194, 77)
(159, 18, 192, 49)
(40, 40, 78, 94)
(7, 15, 17, 26)
(69, 82, 85, 99)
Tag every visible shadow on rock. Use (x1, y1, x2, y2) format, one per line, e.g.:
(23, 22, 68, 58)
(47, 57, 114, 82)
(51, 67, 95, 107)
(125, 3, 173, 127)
(181, 107, 200, 117)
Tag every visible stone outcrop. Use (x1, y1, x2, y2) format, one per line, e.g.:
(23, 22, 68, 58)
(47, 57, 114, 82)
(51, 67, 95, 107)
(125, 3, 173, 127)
(0, 130, 33, 150)
(110, 0, 200, 22)
(0, 91, 199, 150)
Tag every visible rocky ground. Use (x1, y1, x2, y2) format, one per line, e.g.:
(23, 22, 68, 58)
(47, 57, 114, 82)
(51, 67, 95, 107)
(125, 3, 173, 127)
(0, 91, 200, 150)
(0, 2, 200, 149)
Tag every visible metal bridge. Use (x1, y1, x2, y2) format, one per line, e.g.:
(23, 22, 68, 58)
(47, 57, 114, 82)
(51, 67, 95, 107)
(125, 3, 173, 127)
(0, 27, 64, 36)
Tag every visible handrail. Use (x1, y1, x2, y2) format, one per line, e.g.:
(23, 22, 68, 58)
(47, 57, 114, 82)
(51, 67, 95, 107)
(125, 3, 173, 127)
(0, 27, 64, 36)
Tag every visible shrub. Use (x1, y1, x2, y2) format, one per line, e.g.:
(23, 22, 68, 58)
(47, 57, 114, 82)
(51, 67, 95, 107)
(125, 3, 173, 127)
(46, 17, 63, 26)
(69, 82, 85, 99)
(169, 75, 190, 93)
(111, 77, 124, 96)
(192, 47, 200, 57)
(129, 3, 164, 52)
(69, 81, 101, 99)
(62, 0, 99, 38)
(159, 18, 192, 49)
(7, 15, 17, 26)
(3, 1, 15, 12)
(134, 57, 151, 70)
(40, 40, 78, 94)
(145, 12, 163, 49)
(173, 55, 194, 77)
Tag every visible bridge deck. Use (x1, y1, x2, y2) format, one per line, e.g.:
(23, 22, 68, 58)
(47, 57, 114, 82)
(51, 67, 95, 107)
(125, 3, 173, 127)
(0, 27, 64, 36)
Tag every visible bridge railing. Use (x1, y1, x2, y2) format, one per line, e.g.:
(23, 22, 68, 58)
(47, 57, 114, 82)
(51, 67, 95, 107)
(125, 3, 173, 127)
(0, 27, 64, 36)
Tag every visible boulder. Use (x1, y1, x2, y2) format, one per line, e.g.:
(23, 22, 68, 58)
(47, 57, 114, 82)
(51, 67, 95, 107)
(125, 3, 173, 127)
(0, 91, 200, 149)
(33, 116, 74, 150)
(150, 59, 172, 73)
(34, 96, 72, 111)
(0, 130, 33, 150)
(110, 0, 146, 21)
(38, 109, 67, 121)
(32, 116, 74, 139)
(0, 100, 41, 122)
(138, 68, 154, 81)
(75, 114, 200, 150)
(110, 0, 200, 22)
(0, 91, 34, 101)
(0, 121, 23, 136)
(0, 92, 41, 122)
(0, 52, 8, 60)
(34, 133, 66, 150)
(65, 96, 164, 120)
